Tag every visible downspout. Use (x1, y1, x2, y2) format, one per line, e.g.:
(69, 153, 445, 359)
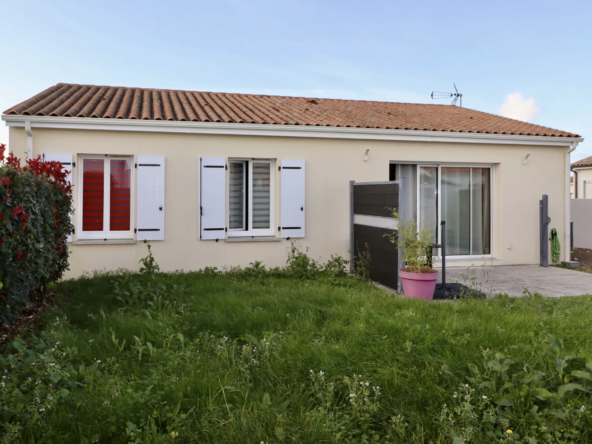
(24, 120, 33, 160)
(571, 167, 578, 199)
(565, 141, 579, 262)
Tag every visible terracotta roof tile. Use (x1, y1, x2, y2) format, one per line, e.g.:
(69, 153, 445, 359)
(572, 155, 592, 168)
(2, 82, 580, 138)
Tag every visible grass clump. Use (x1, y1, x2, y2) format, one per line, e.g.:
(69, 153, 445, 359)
(3, 248, 592, 442)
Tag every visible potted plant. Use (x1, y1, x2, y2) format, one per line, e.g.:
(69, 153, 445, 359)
(386, 209, 439, 300)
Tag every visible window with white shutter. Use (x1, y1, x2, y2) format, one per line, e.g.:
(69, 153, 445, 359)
(200, 157, 226, 240)
(137, 156, 165, 241)
(43, 153, 74, 242)
(226, 159, 275, 237)
(76, 155, 135, 240)
(280, 159, 305, 238)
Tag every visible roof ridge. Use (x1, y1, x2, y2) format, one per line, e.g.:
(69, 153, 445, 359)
(51, 82, 451, 107)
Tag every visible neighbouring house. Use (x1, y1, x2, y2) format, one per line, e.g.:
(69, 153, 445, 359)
(2, 83, 584, 279)
(571, 155, 592, 199)
(571, 155, 592, 249)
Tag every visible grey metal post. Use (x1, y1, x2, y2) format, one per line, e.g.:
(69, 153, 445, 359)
(570, 222, 574, 253)
(349, 180, 355, 274)
(540, 195, 549, 267)
(441, 220, 446, 291)
(397, 177, 407, 292)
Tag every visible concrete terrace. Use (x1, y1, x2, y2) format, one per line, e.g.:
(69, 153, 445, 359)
(442, 265, 592, 297)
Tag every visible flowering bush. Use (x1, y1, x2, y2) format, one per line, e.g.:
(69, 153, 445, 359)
(0, 144, 73, 324)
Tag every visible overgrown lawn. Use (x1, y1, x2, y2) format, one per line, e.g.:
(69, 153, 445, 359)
(3, 268, 592, 443)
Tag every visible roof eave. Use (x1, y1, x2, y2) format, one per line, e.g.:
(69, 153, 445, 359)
(2, 114, 584, 147)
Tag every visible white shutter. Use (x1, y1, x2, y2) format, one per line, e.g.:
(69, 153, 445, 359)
(280, 159, 305, 238)
(43, 153, 73, 242)
(200, 157, 226, 240)
(137, 156, 165, 241)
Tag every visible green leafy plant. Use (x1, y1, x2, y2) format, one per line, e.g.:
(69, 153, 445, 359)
(385, 208, 434, 273)
(138, 243, 160, 275)
(353, 242, 372, 281)
(0, 146, 74, 325)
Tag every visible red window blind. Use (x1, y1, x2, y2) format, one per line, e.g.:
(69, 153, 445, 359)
(82, 159, 104, 231)
(110, 159, 131, 231)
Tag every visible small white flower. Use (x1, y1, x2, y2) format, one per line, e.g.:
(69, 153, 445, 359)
(465, 384, 469, 388)
(89, 340, 94, 343)
(319, 371, 324, 376)
(482, 396, 488, 400)
(96, 360, 101, 364)
(1, 382, 5, 388)
(453, 394, 457, 398)
(365, 382, 369, 386)
(39, 408, 45, 412)
(349, 393, 356, 397)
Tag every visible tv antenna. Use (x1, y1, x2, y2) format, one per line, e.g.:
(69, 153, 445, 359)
(431, 83, 463, 107)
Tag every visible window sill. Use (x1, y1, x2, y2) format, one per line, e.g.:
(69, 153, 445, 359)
(72, 239, 136, 245)
(225, 237, 281, 243)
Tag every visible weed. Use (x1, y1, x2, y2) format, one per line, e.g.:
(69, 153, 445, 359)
(138, 243, 160, 275)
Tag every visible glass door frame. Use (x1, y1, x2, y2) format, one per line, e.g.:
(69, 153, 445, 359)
(417, 163, 493, 259)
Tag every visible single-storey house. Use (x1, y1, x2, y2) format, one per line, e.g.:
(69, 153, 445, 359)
(571, 155, 592, 199)
(2, 83, 583, 278)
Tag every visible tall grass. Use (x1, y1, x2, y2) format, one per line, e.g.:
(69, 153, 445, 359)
(3, 266, 592, 443)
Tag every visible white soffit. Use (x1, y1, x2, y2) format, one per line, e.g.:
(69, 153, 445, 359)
(2, 115, 583, 147)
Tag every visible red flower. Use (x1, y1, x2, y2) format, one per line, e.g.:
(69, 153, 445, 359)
(20, 213, 30, 223)
(0, 143, 5, 162)
(16, 251, 28, 261)
(3, 197, 7, 204)
(22, 223, 28, 230)
(0, 296, 4, 301)
(1, 177, 9, 187)
(0, 214, 3, 221)
(11, 204, 24, 218)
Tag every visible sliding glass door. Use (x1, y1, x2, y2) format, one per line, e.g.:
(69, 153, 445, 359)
(419, 165, 491, 256)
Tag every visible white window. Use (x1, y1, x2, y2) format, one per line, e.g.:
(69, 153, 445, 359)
(418, 165, 491, 256)
(78, 156, 134, 240)
(228, 159, 274, 237)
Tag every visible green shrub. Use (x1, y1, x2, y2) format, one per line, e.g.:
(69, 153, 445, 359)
(0, 146, 73, 324)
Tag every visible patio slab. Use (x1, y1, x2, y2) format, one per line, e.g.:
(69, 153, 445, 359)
(440, 265, 592, 297)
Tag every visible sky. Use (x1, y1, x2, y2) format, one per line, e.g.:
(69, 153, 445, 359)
(1, 0, 591, 161)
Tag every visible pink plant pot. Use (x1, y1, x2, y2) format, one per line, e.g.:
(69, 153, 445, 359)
(399, 268, 439, 300)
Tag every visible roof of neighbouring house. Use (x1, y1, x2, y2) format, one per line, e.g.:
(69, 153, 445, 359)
(572, 155, 592, 168)
(2, 83, 580, 138)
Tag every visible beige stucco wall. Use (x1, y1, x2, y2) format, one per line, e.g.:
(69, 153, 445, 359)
(8, 126, 570, 278)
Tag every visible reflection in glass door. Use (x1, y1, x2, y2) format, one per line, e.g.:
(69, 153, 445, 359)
(419, 165, 491, 256)
(419, 167, 438, 244)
